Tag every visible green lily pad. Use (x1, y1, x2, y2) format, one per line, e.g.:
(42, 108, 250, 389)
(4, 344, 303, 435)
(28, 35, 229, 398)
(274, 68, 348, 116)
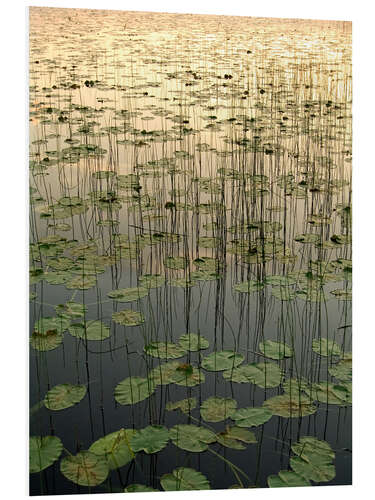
(30, 436, 63, 473)
(290, 456, 336, 483)
(130, 426, 169, 454)
(124, 484, 159, 492)
(149, 361, 181, 385)
(223, 362, 283, 388)
(267, 471, 311, 487)
(55, 301, 87, 320)
(161, 467, 210, 491)
(144, 342, 187, 359)
(217, 426, 257, 449)
(201, 350, 244, 371)
(200, 397, 237, 422)
(178, 333, 209, 351)
(164, 256, 188, 270)
(68, 321, 110, 341)
(166, 397, 196, 413)
(330, 289, 352, 300)
(259, 340, 293, 360)
(89, 429, 136, 469)
(60, 451, 109, 486)
(108, 287, 149, 302)
(112, 309, 145, 326)
(30, 329, 63, 352)
(65, 275, 97, 290)
(138, 274, 165, 289)
(170, 424, 216, 452)
(231, 407, 273, 427)
(291, 437, 334, 465)
(168, 277, 197, 288)
(44, 384, 87, 411)
(173, 364, 205, 387)
(265, 275, 297, 286)
(312, 338, 342, 357)
(233, 280, 264, 293)
(263, 394, 317, 418)
(312, 381, 351, 405)
(328, 356, 352, 381)
(114, 377, 155, 405)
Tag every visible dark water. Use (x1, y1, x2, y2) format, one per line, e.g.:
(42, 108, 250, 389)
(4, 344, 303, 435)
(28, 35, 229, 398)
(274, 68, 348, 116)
(29, 7, 352, 495)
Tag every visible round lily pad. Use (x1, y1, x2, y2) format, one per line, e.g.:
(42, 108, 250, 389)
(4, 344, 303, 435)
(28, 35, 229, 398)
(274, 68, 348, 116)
(89, 429, 136, 469)
(60, 451, 109, 486)
(170, 424, 216, 452)
(112, 309, 145, 326)
(267, 471, 311, 487)
(44, 384, 87, 411)
(290, 456, 335, 483)
(263, 394, 317, 418)
(166, 397, 197, 413)
(68, 321, 110, 341)
(223, 362, 283, 388)
(233, 280, 264, 293)
(114, 377, 155, 405)
(138, 274, 165, 289)
(30, 436, 63, 473)
(178, 333, 209, 351)
(130, 425, 169, 454)
(161, 467, 210, 491)
(200, 397, 237, 422)
(217, 426, 257, 449)
(231, 407, 273, 427)
(201, 350, 244, 371)
(259, 340, 293, 360)
(144, 342, 187, 359)
(108, 287, 149, 302)
(312, 338, 342, 357)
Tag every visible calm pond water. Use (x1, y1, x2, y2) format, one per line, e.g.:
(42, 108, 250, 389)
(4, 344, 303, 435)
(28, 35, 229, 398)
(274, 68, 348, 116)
(29, 7, 352, 495)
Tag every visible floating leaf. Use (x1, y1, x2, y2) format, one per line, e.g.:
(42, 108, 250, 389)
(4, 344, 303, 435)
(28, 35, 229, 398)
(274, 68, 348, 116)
(60, 451, 109, 486)
(291, 437, 334, 465)
(290, 456, 335, 483)
(201, 350, 244, 371)
(170, 424, 216, 452)
(138, 274, 165, 289)
(145, 342, 187, 359)
(233, 280, 264, 293)
(267, 471, 311, 487)
(114, 377, 155, 405)
(223, 362, 282, 388)
(231, 407, 272, 427)
(328, 356, 352, 381)
(178, 333, 209, 351)
(161, 467, 210, 491)
(124, 484, 159, 493)
(130, 426, 169, 454)
(200, 397, 237, 422)
(89, 429, 136, 469)
(312, 338, 342, 357)
(217, 426, 257, 449)
(108, 287, 149, 302)
(259, 340, 293, 360)
(68, 321, 110, 341)
(112, 309, 145, 326)
(44, 384, 87, 411)
(55, 301, 87, 320)
(30, 436, 63, 473)
(312, 381, 351, 405)
(164, 256, 188, 270)
(166, 398, 196, 413)
(263, 394, 316, 418)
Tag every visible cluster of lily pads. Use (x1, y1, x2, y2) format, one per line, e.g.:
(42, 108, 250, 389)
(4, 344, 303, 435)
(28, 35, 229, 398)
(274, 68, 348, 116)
(29, 6, 351, 494)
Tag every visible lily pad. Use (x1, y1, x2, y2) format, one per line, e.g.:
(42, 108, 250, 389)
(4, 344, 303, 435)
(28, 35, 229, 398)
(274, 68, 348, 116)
(161, 467, 210, 491)
(259, 340, 293, 360)
(68, 321, 110, 341)
(291, 437, 334, 465)
(267, 471, 311, 487)
(179, 333, 209, 351)
(55, 301, 87, 320)
(312, 338, 342, 357)
(328, 356, 352, 381)
(138, 274, 165, 289)
(200, 396, 237, 422)
(44, 384, 87, 411)
(108, 287, 149, 302)
(201, 350, 244, 371)
(89, 429, 136, 469)
(290, 456, 335, 483)
(233, 280, 264, 293)
(231, 407, 273, 427)
(166, 397, 197, 413)
(60, 451, 109, 486)
(170, 424, 216, 452)
(112, 309, 145, 326)
(124, 484, 159, 493)
(114, 377, 155, 405)
(217, 426, 257, 449)
(130, 426, 169, 454)
(263, 394, 317, 418)
(145, 342, 187, 359)
(223, 362, 283, 388)
(30, 436, 63, 473)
